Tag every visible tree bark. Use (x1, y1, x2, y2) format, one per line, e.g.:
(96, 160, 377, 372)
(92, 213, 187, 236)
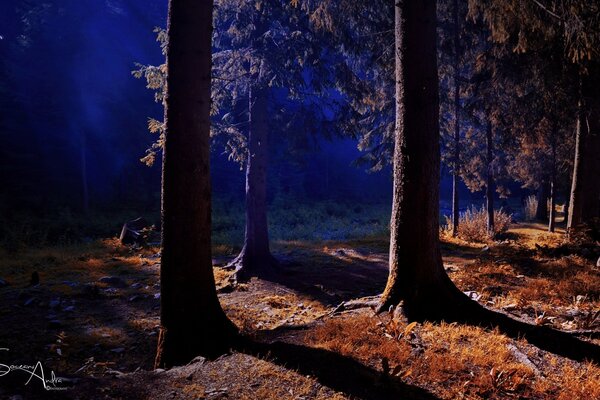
(535, 177, 549, 221)
(486, 121, 495, 235)
(548, 129, 557, 232)
(451, 0, 460, 237)
(155, 0, 236, 368)
(228, 86, 277, 281)
(580, 91, 600, 224)
(370, 4, 600, 364)
(377, 0, 470, 319)
(567, 89, 585, 232)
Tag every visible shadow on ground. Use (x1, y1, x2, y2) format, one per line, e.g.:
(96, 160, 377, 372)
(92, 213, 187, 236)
(238, 338, 440, 400)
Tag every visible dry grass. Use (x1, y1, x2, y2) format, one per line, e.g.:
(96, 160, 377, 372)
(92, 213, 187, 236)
(0, 238, 158, 287)
(305, 313, 600, 399)
(442, 206, 512, 243)
(524, 195, 538, 221)
(1, 227, 598, 399)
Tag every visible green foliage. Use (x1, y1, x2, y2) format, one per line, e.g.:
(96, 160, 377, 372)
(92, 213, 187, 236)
(212, 197, 390, 245)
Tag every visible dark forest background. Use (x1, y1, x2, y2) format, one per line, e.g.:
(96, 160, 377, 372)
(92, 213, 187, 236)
(0, 0, 535, 248)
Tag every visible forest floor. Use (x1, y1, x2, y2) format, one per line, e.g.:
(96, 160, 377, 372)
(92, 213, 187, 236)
(0, 222, 599, 399)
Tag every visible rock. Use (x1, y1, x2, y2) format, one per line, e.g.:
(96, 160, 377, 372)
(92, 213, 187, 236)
(49, 299, 60, 308)
(23, 297, 36, 307)
(189, 355, 206, 365)
(98, 276, 127, 288)
(597, 256, 600, 268)
(0, 278, 9, 288)
(119, 217, 148, 245)
(128, 295, 142, 302)
(507, 344, 540, 377)
(153, 293, 161, 300)
(63, 305, 75, 312)
(564, 309, 581, 319)
(463, 291, 482, 301)
(48, 320, 62, 329)
(481, 246, 490, 253)
(110, 347, 125, 354)
(130, 282, 143, 289)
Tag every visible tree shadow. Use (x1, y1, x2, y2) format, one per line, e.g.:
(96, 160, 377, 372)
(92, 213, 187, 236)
(252, 243, 600, 365)
(425, 298, 600, 365)
(236, 338, 440, 400)
(255, 245, 389, 306)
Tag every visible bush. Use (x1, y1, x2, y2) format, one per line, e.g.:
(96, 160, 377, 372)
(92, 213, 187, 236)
(523, 195, 538, 222)
(443, 206, 512, 243)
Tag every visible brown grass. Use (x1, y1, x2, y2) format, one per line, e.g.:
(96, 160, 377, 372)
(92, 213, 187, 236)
(442, 206, 512, 243)
(305, 313, 600, 399)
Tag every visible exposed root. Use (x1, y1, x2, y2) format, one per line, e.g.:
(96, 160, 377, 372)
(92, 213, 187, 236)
(328, 296, 381, 317)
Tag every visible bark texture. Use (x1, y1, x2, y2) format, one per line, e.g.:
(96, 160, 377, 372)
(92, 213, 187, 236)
(568, 96, 586, 231)
(485, 121, 495, 235)
(378, 0, 470, 319)
(535, 178, 549, 221)
(451, 0, 460, 237)
(548, 130, 557, 232)
(228, 87, 277, 281)
(568, 78, 600, 232)
(155, 0, 236, 368)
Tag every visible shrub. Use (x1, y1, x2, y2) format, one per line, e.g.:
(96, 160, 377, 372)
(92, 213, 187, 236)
(443, 206, 512, 243)
(523, 195, 538, 222)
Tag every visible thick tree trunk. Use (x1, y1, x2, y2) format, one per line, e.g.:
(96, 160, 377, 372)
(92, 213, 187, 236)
(535, 177, 549, 221)
(228, 86, 277, 281)
(548, 132, 557, 232)
(377, 0, 470, 319)
(581, 93, 600, 224)
(155, 0, 236, 368)
(486, 121, 495, 235)
(451, 0, 460, 237)
(567, 76, 600, 232)
(374, 3, 600, 363)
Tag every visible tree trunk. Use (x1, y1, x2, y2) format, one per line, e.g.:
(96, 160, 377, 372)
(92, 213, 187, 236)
(155, 0, 236, 368)
(486, 121, 495, 235)
(580, 92, 600, 224)
(548, 130, 557, 233)
(567, 91, 585, 232)
(228, 86, 277, 281)
(451, 0, 460, 237)
(377, 0, 469, 319)
(535, 177, 549, 221)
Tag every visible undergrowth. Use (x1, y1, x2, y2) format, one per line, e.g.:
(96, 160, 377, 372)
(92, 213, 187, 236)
(442, 206, 512, 243)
